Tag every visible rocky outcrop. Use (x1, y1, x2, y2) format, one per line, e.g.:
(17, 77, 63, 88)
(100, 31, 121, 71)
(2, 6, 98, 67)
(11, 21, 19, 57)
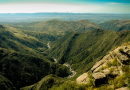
(76, 73, 89, 84)
(115, 87, 130, 90)
(76, 44, 130, 87)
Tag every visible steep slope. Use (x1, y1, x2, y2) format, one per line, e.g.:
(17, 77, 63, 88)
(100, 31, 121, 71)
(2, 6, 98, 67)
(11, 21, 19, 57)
(47, 29, 130, 75)
(99, 20, 130, 32)
(0, 25, 71, 89)
(20, 74, 65, 90)
(8, 19, 100, 35)
(0, 74, 15, 90)
(0, 48, 71, 89)
(0, 25, 48, 57)
(26, 42, 130, 90)
(76, 42, 130, 90)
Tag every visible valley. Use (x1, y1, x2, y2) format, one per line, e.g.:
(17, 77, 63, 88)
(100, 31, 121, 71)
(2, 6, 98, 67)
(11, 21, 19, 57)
(0, 18, 130, 90)
(47, 42, 76, 78)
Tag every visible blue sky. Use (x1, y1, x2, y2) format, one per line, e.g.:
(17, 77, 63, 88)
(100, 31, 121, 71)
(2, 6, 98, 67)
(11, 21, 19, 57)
(0, 0, 130, 13)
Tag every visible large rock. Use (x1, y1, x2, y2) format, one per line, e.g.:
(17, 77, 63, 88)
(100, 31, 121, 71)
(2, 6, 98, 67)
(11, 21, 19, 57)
(91, 59, 106, 72)
(102, 69, 110, 75)
(115, 87, 130, 90)
(77, 44, 130, 87)
(76, 73, 90, 84)
(116, 53, 129, 64)
(91, 54, 113, 72)
(109, 66, 120, 76)
(93, 62, 108, 73)
(92, 72, 106, 80)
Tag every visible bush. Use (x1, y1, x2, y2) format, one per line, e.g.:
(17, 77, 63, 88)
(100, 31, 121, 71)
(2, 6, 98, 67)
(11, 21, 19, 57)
(118, 48, 124, 53)
(111, 58, 120, 66)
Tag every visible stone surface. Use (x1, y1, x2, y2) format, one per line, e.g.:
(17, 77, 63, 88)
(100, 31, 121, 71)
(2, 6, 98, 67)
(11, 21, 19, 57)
(115, 87, 130, 90)
(92, 72, 106, 80)
(77, 44, 130, 87)
(102, 69, 110, 75)
(91, 59, 106, 71)
(116, 53, 129, 63)
(76, 73, 90, 84)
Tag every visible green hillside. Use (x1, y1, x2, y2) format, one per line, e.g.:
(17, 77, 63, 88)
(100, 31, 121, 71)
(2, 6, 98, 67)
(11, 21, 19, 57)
(20, 74, 65, 90)
(99, 20, 130, 31)
(8, 19, 100, 35)
(0, 48, 71, 89)
(0, 25, 47, 55)
(0, 19, 130, 90)
(47, 29, 130, 75)
(0, 74, 15, 90)
(0, 25, 71, 89)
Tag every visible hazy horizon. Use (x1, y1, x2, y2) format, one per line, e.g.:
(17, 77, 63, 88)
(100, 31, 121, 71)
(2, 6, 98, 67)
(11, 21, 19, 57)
(0, 0, 130, 14)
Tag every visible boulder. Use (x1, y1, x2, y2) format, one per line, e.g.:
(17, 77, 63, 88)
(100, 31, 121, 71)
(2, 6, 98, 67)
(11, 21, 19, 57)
(91, 54, 113, 72)
(76, 73, 90, 84)
(92, 72, 106, 80)
(116, 53, 129, 62)
(93, 62, 108, 73)
(115, 87, 130, 90)
(91, 59, 106, 71)
(102, 69, 110, 75)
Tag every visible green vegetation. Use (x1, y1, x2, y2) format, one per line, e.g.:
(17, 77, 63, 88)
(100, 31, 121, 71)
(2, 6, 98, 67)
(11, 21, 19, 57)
(0, 74, 15, 90)
(0, 19, 130, 90)
(21, 74, 65, 90)
(0, 49, 71, 89)
(8, 19, 100, 35)
(118, 48, 124, 53)
(47, 29, 130, 75)
(111, 58, 120, 66)
(99, 20, 130, 32)
(49, 81, 87, 90)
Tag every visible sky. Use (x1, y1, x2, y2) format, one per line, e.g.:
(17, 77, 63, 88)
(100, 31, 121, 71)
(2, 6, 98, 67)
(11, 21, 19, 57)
(0, 0, 130, 14)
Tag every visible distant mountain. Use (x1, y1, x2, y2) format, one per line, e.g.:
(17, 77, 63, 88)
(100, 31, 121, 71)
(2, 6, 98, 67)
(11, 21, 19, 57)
(0, 19, 130, 90)
(0, 13, 130, 23)
(0, 25, 58, 56)
(99, 20, 130, 31)
(8, 19, 100, 35)
(47, 29, 130, 74)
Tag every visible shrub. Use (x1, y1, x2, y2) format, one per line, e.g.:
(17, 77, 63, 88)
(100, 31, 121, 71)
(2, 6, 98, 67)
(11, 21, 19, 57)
(111, 58, 120, 66)
(118, 48, 124, 53)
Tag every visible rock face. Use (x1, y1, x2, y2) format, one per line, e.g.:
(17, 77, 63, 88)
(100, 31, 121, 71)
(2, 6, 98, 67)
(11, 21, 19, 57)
(76, 73, 90, 84)
(76, 44, 130, 86)
(115, 87, 130, 90)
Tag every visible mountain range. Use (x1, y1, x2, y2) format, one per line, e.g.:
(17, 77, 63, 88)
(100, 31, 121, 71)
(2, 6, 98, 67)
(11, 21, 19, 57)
(0, 19, 130, 90)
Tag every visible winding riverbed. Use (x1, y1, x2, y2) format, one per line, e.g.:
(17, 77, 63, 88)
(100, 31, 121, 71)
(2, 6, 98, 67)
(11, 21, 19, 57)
(47, 43, 76, 78)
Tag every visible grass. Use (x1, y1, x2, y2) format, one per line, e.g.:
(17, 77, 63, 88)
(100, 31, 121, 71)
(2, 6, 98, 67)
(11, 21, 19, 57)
(111, 58, 120, 66)
(47, 29, 130, 76)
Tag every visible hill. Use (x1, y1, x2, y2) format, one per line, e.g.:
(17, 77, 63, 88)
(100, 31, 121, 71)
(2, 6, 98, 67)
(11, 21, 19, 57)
(0, 25, 71, 89)
(0, 25, 59, 58)
(76, 42, 130, 90)
(0, 19, 130, 90)
(46, 29, 130, 75)
(99, 20, 130, 32)
(8, 19, 100, 35)
(1, 13, 130, 23)
(21, 37, 130, 90)
(0, 48, 71, 89)
(20, 74, 65, 90)
(0, 74, 15, 90)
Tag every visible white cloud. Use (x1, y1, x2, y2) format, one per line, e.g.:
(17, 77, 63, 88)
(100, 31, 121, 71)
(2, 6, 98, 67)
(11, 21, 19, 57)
(0, 3, 129, 13)
(0, 3, 85, 13)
